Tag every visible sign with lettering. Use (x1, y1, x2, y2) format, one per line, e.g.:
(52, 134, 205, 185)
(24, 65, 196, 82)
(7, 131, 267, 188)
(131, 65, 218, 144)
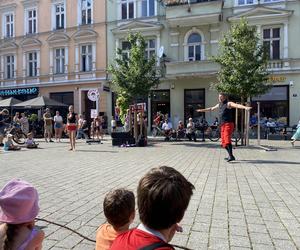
(0, 87, 39, 97)
(268, 76, 286, 83)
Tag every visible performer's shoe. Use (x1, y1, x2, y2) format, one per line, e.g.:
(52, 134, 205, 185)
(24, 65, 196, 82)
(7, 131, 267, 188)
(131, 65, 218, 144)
(224, 157, 229, 160)
(227, 156, 236, 162)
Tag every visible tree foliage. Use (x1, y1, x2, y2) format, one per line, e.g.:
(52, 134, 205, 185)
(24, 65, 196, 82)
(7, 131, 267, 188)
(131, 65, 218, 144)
(213, 19, 270, 102)
(109, 33, 159, 113)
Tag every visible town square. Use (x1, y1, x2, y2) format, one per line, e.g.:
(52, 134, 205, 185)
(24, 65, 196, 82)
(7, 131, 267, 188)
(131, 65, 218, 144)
(1, 0, 300, 249)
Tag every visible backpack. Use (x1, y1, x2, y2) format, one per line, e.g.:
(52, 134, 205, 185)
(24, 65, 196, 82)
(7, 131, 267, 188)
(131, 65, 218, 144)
(139, 242, 174, 250)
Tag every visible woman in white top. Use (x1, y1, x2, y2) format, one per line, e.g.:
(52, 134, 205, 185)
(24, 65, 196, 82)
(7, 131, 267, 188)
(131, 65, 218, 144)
(54, 111, 63, 142)
(291, 118, 300, 147)
(20, 113, 29, 134)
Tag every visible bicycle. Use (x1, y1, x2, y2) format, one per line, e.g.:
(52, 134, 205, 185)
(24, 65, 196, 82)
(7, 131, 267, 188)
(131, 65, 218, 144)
(5, 124, 27, 145)
(151, 124, 165, 137)
(201, 125, 241, 142)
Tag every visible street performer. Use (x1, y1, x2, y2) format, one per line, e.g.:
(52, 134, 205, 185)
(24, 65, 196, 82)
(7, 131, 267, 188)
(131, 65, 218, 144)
(197, 93, 251, 162)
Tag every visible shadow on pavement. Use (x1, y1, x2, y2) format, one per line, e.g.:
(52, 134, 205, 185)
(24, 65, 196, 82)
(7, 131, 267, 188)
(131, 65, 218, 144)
(239, 160, 300, 165)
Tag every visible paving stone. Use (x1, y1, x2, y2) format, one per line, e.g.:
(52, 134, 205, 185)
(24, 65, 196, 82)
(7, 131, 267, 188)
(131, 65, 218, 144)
(1, 138, 300, 249)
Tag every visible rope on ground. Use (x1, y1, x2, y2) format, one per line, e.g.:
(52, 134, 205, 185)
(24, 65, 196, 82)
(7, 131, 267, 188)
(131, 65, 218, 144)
(36, 218, 193, 250)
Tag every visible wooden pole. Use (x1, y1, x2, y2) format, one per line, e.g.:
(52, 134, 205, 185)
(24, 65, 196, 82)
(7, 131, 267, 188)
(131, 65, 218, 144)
(134, 105, 138, 143)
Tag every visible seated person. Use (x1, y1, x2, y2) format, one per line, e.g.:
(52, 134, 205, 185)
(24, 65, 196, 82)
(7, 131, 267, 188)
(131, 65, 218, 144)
(162, 119, 173, 141)
(186, 118, 196, 142)
(96, 189, 135, 250)
(26, 132, 39, 149)
(177, 120, 185, 139)
(3, 134, 21, 151)
(110, 166, 195, 250)
(266, 118, 276, 134)
(213, 117, 219, 127)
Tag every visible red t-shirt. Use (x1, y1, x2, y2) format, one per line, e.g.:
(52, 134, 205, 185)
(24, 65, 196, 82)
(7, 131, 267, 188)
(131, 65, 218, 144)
(110, 228, 173, 250)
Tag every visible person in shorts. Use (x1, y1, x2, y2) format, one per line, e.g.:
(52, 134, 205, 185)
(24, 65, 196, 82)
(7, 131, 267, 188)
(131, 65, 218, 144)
(43, 108, 53, 143)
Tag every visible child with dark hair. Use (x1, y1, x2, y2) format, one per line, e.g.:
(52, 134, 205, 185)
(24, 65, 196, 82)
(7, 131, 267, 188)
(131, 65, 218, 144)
(110, 166, 195, 250)
(96, 188, 135, 250)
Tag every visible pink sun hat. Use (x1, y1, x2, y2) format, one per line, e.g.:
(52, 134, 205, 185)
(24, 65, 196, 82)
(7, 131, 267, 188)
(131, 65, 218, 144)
(0, 179, 39, 224)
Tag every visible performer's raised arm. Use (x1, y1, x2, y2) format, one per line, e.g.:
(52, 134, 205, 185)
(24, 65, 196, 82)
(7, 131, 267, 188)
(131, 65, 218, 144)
(196, 104, 219, 113)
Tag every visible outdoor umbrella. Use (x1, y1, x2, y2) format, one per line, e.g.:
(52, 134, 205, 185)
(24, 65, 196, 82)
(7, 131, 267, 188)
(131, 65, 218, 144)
(13, 96, 68, 108)
(0, 97, 22, 107)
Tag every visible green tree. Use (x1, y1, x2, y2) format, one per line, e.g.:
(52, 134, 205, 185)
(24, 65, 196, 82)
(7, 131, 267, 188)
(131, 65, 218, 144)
(213, 18, 270, 103)
(109, 33, 159, 122)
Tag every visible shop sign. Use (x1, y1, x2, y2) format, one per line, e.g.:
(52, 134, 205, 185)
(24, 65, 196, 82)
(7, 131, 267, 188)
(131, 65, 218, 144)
(130, 103, 147, 112)
(90, 109, 98, 119)
(87, 89, 100, 102)
(268, 76, 286, 83)
(0, 87, 39, 97)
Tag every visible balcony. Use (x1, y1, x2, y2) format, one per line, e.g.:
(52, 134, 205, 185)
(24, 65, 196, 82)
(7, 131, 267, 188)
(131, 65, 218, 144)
(165, 0, 223, 27)
(165, 60, 220, 78)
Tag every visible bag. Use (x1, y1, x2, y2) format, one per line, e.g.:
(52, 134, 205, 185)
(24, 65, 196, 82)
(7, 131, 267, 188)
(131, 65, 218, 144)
(139, 242, 174, 250)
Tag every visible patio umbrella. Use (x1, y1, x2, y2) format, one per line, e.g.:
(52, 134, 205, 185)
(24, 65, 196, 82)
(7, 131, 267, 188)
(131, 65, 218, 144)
(13, 96, 68, 108)
(0, 97, 22, 107)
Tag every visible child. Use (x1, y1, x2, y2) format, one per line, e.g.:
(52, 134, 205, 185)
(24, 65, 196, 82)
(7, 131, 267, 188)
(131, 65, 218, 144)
(26, 132, 39, 149)
(110, 166, 195, 250)
(3, 134, 21, 151)
(96, 189, 135, 250)
(0, 179, 45, 249)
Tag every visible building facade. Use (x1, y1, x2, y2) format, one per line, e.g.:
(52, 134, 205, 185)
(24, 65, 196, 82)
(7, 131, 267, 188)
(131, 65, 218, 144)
(0, 0, 110, 121)
(107, 0, 300, 127)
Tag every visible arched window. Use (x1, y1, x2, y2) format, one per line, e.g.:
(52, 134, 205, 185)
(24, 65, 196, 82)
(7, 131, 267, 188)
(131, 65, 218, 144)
(187, 33, 202, 61)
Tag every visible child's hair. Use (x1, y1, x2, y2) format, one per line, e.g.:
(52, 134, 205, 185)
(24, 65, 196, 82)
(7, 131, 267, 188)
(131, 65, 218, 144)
(138, 166, 194, 230)
(27, 132, 33, 137)
(103, 189, 135, 229)
(1, 223, 23, 249)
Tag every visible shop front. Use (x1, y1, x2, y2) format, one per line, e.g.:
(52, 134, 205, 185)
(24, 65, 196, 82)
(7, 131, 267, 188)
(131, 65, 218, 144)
(0, 87, 39, 102)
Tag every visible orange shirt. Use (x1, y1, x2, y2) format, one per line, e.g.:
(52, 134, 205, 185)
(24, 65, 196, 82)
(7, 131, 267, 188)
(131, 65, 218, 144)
(96, 223, 119, 250)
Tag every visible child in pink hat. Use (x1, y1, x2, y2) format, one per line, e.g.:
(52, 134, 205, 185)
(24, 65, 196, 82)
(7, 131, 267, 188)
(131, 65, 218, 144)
(0, 179, 44, 250)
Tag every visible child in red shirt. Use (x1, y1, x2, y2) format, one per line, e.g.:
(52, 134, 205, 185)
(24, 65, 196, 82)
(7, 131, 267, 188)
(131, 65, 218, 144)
(110, 166, 195, 250)
(95, 189, 135, 250)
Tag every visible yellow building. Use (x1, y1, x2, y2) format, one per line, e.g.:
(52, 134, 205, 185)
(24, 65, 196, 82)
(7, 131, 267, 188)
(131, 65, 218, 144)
(0, 0, 110, 120)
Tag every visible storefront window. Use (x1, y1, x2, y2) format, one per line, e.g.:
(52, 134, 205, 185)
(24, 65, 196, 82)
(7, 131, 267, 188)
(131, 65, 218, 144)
(184, 89, 205, 123)
(252, 86, 289, 125)
(50, 92, 74, 106)
(151, 90, 170, 122)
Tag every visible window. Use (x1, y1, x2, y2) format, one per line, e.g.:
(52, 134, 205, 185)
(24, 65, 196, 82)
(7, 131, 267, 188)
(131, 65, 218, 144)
(81, 45, 92, 72)
(121, 0, 134, 20)
(263, 28, 280, 60)
(145, 39, 156, 60)
(54, 48, 65, 74)
(55, 3, 65, 29)
(50, 92, 74, 106)
(26, 9, 37, 34)
(81, 0, 92, 25)
(238, 0, 254, 5)
(4, 55, 15, 79)
(142, 0, 155, 17)
(27, 52, 38, 77)
(184, 89, 205, 122)
(187, 33, 202, 61)
(3, 13, 14, 38)
(122, 41, 131, 60)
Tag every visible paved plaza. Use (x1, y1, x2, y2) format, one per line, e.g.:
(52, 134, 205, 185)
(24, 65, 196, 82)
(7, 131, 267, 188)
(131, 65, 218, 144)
(0, 138, 300, 250)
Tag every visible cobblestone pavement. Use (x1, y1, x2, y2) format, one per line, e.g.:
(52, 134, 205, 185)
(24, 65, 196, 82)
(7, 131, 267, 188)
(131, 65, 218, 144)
(0, 138, 300, 250)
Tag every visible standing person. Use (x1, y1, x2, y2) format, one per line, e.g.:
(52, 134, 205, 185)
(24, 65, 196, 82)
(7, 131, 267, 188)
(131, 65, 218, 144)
(111, 116, 116, 133)
(13, 112, 21, 127)
(20, 113, 29, 134)
(67, 105, 77, 151)
(0, 109, 10, 147)
(0, 179, 45, 249)
(43, 108, 53, 142)
(76, 114, 88, 140)
(291, 117, 300, 147)
(197, 93, 251, 162)
(54, 111, 63, 142)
